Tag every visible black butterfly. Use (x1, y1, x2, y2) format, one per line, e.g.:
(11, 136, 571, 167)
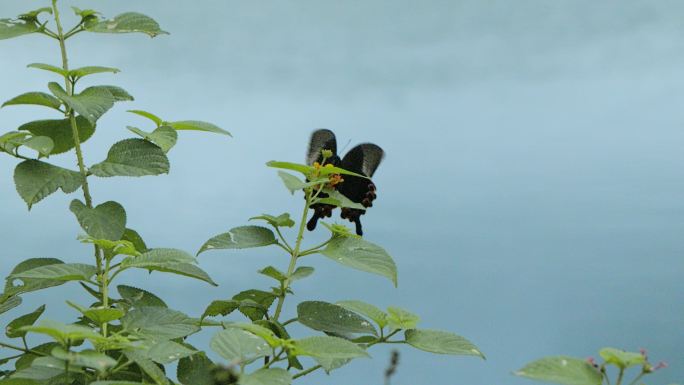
(305, 129, 384, 236)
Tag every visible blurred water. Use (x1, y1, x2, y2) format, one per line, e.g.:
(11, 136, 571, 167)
(0, 1, 682, 384)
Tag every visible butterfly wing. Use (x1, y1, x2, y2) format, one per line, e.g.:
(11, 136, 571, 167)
(306, 129, 338, 165)
(338, 143, 384, 235)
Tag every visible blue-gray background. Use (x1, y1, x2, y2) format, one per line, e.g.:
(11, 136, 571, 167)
(1, 1, 682, 384)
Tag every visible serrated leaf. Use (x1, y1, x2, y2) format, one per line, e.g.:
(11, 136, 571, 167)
(69, 66, 120, 78)
(223, 323, 282, 347)
(277, 171, 316, 194)
(2, 92, 62, 111)
(386, 306, 420, 331)
(78, 236, 139, 257)
(4, 258, 65, 297)
(201, 300, 239, 321)
(316, 189, 365, 210)
(292, 336, 368, 368)
(147, 340, 196, 364)
(233, 290, 276, 321)
(70, 199, 126, 241)
(117, 285, 167, 308)
(405, 329, 484, 358)
(198, 226, 277, 254)
(210, 329, 269, 363)
(5, 305, 45, 339)
(10, 263, 97, 282)
(0, 132, 53, 157)
(239, 368, 292, 385)
(177, 352, 214, 385)
(18, 116, 95, 155)
(127, 126, 177, 153)
(320, 236, 397, 286)
(13, 160, 84, 209)
(21, 136, 54, 157)
(124, 350, 169, 385)
(249, 213, 295, 228)
(514, 356, 603, 385)
(122, 228, 148, 253)
(297, 301, 377, 336)
(0, 18, 38, 40)
(336, 300, 387, 328)
(168, 120, 231, 136)
(48, 82, 117, 124)
(122, 307, 199, 340)
(120, 248, 216, 286)
(0, 295, 22, 316)
(90, 138, 170, 177)
(266, 161, 314, 175)
(86, 12, 169, 37)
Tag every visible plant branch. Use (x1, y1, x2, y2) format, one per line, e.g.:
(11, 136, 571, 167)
(292, 364, 321, 379)
(0, 341, 46, 356)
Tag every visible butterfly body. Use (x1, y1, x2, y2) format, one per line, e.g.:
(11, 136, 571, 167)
(305, 129, 384, 236)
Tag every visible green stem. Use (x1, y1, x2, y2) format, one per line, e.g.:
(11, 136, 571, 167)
(51, 0, 108, 347)
(615, 368, 625, 385)
(64, 342, 71, 384)
(299, 239, 331, 256)
(101, 257, 111, 337)
(0, 341, 45, 356)
(293, 364, 321, 379)
(272, 189, 313, 321)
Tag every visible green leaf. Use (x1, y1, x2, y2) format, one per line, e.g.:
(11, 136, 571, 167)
(198, 226, 277, 255)
(4, 258, 66, 297)
(66, 301, 124, 324)
(51, 347, 117, 372)
(266, 161, 314, 175)
(124, 350, 169, 385)
(598, 348, 645, 369)
(70, 199, 127, 241)
(239, 368, 292, 385)
(96, 85, 134, 102)
(297, 301, 377, 336)
(117, 285, 167, 308)
(233, 290, 277, 321)
(48, 83, 119, 124)
(201, 300, 239, 320)
(249, 213, 295, 228)
(10, 263, 97, 282)
(127, 126, 177, 153)
(405, 329, 484, 358)
(27, 63, 67, 76)
(120, 248, 217, 286)
(386, 307, 420, 331)
(90, 138, 170, 177)
(18, 7, 53, 21)
(168, 120, 231, 136)
(12, 357, 73, 380)
(320, 237, 398, 286)
(121, 307, 199, 340)
(18, 116, 95, 155)
(0, 18, 38, 41)
(223, 323, 282, 348)
(336, 300, 387, 328)
(317, 189, 365, 210)
(292, 336, 368, 369)
(21, 136, 54, 157)
(177, 353, 215, 385)
(146, 340, 196, 364)
(290, 266, 314, 281)
(277, 171, 317, 194)
(13, 160, 84, 209)
(69, 66, 120, 78)
(258, 266, 286, 282)
(20, 320, 105, 345)
(0, 132, 53, 157)
(514, 356, 603, 385)
(0, 378, 41, 384)
(0, 295, 22, 316)
(210, 329, 269, 363)
(85, 12, 169, 37)
(128, 110, 163, 126)
(91, 382, 148, 385)
(2, 92, 62, 111)
(122, 228, 148, 253)
(78, 236, 139, 257)
(5, 305, 45, 338)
